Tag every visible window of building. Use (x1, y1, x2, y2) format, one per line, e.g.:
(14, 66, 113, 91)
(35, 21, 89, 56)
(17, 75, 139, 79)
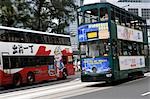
(118, 0, 142, 2)
(142, 9, 150, 19)
(128, 8, 138, 16)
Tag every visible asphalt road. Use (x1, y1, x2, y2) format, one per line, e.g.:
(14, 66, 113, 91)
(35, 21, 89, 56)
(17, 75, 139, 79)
(0, 72, 149, 99)
(0, 72, 81, 94)
(65, 77, 150, 99)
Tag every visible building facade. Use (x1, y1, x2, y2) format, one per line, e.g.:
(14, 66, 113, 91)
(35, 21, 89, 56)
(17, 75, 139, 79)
(116, 0, 150, 46)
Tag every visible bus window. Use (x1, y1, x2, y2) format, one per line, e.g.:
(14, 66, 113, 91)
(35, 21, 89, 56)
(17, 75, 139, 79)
(0, 30, 6, 41)
(68, 56, 73, 64)
(3, 57, 10, 69)
(84, 8, 98, 24)
(100, 7, 108, 21)
(62, 56, 67, 65)
(10, 57, 20, 68)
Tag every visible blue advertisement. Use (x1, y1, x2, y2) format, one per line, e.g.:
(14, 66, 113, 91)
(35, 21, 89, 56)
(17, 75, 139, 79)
(78, 24, 98, 42)
(78, 22, 109, 42)
(81, 57, 110, 74)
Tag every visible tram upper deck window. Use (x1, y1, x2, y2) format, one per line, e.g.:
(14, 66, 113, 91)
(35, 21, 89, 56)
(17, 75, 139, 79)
(84, 8, 98, 24)
(100, 7, 108, 21)
(78, 12, 83, 25)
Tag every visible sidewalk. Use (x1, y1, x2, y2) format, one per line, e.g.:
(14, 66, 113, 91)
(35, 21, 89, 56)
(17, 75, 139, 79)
(68, 71, 81, 79)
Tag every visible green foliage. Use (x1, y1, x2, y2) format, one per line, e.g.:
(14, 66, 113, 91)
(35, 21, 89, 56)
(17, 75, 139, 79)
(0, 0, 77, 33)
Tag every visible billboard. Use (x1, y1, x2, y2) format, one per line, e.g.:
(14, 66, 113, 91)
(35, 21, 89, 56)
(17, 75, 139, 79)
(78, 22, 109, 42)
(119, 56, 145, 70)
(81, 57, 110, 74)
(117, 25, 143, 42)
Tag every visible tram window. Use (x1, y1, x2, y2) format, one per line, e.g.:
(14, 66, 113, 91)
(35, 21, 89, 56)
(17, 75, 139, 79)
(115, 13, 120, 25)
(111, 8, 115, 22)
(78, 12, 83, 25)
(80, 43, 88, 58)
(112, 40, 117, 56)
(91, 9, 98, 23)
(84, 13, 91, 23)
(89, 41, 100, 57)
(84, 8, 98, 24)
(117, 41, 122, 55)
(100, 7, 108, 21)
(122, 42, 129, 55)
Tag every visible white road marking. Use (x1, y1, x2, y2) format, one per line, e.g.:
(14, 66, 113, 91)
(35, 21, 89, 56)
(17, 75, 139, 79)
(0, 79, 104, 99)
(141, 92, 150, 96)
(37, 86, 112, 99)
(144, 72, 150, 77)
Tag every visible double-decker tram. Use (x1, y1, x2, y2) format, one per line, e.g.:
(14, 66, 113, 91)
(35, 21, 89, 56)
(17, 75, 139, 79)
(77, 2, 149, 82)
(0, 26, 75, 87)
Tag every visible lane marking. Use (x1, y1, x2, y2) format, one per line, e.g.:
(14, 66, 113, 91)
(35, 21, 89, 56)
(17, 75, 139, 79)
(144, 72, 150, 77)
(0, 81, 102, 99)
(0, 79, 81, 98)
(141, 92, 150, 96)
(42, 87, 112, 99)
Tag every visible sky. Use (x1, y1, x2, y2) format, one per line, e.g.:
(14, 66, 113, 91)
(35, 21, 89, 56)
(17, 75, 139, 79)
(83, 0, 118, 5)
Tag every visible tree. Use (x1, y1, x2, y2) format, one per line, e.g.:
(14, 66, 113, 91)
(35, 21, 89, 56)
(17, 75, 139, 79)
(0, 0, 77, 33)
(0, 0, 17, 26)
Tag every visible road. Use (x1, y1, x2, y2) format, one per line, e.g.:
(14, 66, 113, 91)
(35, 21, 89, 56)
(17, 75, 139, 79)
(0, 72, 149, 99)
(0, 72, 81, 93)
(65, 77, 150, 99)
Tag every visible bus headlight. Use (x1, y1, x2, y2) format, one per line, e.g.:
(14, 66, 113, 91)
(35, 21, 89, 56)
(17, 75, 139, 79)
(106, 74, 112, 77)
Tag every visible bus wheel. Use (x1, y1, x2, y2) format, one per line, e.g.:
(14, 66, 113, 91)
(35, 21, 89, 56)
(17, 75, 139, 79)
(27, 72, 35, 85)
(62, 70, 67, 80)
(13, 73, 22, 87)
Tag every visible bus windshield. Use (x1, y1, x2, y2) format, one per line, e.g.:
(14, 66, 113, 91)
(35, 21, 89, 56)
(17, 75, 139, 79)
(80, 40, 109, 58)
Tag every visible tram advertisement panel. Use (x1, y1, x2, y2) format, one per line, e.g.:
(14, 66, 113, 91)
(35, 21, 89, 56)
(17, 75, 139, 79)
(117, 25, 143, 42)
(78, 22, 109, 42)
(119, 56, 145, 70)
(81, 57, 110, 74)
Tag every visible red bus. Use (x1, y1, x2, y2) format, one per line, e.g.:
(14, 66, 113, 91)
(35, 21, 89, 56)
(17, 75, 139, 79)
(0, 26, 75, 87)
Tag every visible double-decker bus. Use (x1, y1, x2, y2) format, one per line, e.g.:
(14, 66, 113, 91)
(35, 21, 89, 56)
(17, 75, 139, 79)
(77, 2, 149, 83)
(0, 26, 75, 87)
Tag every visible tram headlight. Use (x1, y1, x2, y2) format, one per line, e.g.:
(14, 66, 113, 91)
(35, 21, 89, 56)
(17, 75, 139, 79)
(106, 73, 112, 77)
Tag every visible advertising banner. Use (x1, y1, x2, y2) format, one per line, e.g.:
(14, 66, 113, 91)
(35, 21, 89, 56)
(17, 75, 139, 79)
(0, 42, 72, 56)
(78, 22, 109, 42)
(81, 57, 110, 74)
(119, 56, 145, 70)
(117, 25, 143, 42)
